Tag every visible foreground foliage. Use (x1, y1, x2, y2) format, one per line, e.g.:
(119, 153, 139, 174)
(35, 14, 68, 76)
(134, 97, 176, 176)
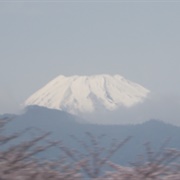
(0, 118, 179, 180)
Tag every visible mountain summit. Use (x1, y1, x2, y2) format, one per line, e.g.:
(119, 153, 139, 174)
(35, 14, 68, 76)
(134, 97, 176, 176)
(25, 74, 150, 115)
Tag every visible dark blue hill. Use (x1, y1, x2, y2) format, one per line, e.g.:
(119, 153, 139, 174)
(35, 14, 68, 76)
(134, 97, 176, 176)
(2, 105, 180, 165)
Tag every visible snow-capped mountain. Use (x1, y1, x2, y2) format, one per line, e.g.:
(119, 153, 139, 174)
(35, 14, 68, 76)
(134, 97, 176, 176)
(25, 74, 150, 115)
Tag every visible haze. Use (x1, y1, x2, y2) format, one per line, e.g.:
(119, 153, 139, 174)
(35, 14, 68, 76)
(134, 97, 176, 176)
(0, 1, 179, 125)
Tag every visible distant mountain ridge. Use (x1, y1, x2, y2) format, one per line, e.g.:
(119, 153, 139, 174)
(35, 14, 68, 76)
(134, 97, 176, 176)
(25, 74, 150, 115)
(4, 105, 180, 165)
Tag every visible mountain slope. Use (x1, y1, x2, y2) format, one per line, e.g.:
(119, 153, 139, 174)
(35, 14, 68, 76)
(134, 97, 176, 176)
(4, 106, 180, 165)
(25, 74, 150, 115)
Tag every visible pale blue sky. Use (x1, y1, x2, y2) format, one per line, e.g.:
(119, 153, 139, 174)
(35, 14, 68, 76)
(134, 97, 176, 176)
(0, 1, 180, 114)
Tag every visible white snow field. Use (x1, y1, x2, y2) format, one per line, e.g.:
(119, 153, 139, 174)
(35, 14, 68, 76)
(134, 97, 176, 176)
(25, 74, 150, 115)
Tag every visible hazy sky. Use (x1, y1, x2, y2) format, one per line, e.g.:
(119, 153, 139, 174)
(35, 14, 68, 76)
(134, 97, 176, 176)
(0, 1, 180, 115)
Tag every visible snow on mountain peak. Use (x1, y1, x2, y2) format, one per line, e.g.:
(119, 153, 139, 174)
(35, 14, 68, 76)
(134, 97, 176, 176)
(25, 74, 150, 115)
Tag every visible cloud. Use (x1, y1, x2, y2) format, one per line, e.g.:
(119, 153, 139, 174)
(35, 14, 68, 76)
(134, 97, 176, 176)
(82, 93, 180, 126)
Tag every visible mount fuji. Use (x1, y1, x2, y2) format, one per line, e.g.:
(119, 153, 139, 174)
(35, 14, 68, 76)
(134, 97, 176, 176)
(25, 74, 150, 115)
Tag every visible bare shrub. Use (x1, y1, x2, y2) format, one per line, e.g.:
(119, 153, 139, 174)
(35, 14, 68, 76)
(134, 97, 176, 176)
(58, 132, 131, 178)
(0, 118, 82, 180)
(96, 142, 180, 180)
(0, 117, 179, 180)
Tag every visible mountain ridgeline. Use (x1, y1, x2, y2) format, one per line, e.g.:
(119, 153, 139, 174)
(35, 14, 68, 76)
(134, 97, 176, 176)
(5, 105, 180, 165)
(2, 74, 179, 165)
